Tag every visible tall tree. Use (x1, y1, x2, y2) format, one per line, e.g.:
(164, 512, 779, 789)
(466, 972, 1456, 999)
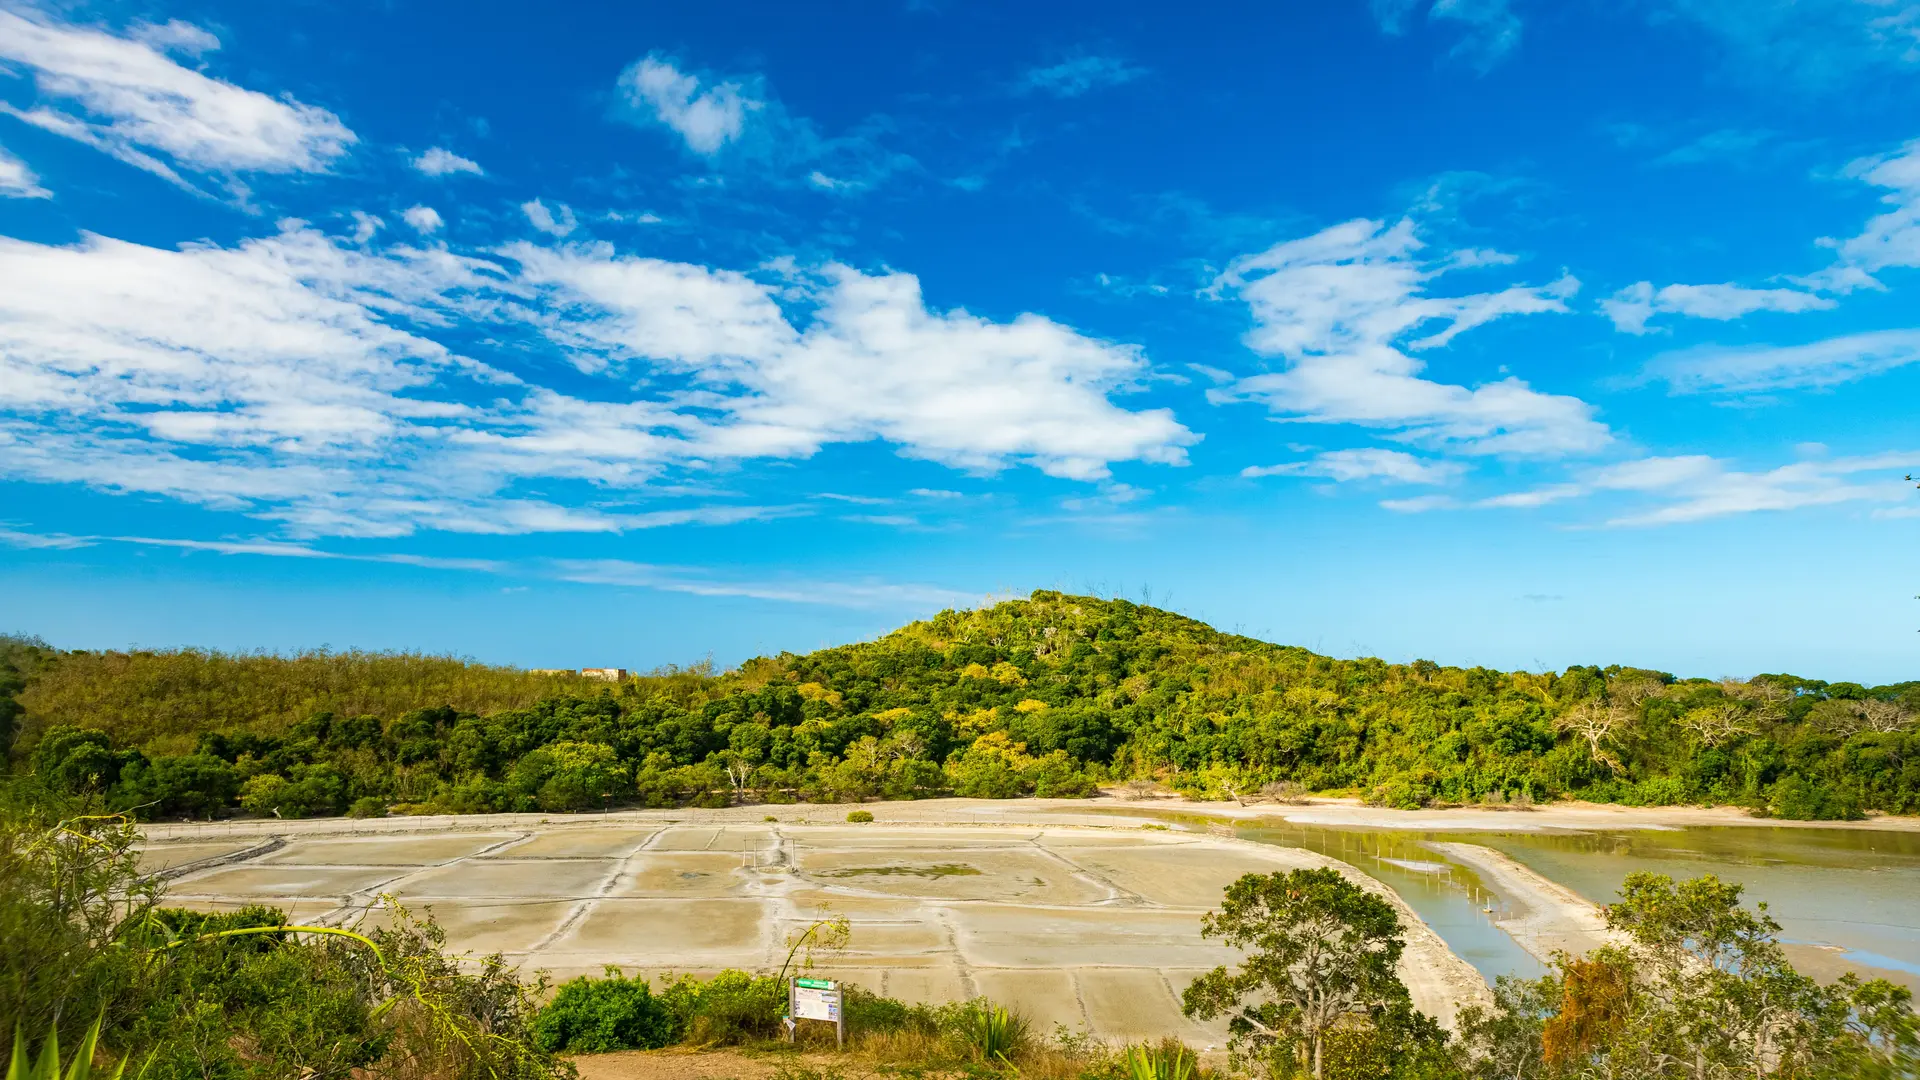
(1181, 867, 1419, 1079)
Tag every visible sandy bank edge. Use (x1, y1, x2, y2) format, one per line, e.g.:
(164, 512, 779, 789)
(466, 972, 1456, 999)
(1425, 842, 1619, 967)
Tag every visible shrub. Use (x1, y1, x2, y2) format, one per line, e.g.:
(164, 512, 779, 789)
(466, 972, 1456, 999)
(655, 970, 787, 1044)
(952, 1002, 1029, 1063)
(846, 810, 874, 823)
(1770, 775, 1865, 821)
(346, 796, 387, 819)
(532, 971, 676, 1053)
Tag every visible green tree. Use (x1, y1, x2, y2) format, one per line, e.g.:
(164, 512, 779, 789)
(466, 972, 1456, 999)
(513, 741, 628, 811)
(1181, 867, 1421, 1079)
(1455, 871, 1920, 1079)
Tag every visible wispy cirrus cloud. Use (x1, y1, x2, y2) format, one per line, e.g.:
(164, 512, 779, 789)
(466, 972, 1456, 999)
(1243, 447, 1464, 485)
(1018, 54, 1146, 98)
(1602, 280, 1834, 334)
(612, 52, 912, 192)
(1386, 451, 1920, 525)
(1809, 138, 1920, 292)
(0, 8, 354, 190)
(1644, 328, 1920, 393)
(1372, 0, 1523, 69)
(0, 142, 51, 198)
(550, 559, 978, 610)
(1209, 217, 1604, 457)
(1642, 0, 1920, 88)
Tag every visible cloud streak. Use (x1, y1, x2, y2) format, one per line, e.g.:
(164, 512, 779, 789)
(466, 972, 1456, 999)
(1388, 451, 1920, 525)
(0, 9, 354, 187)
(1646, 328, 1920, 393)
(1602, 280, 1833, 334)
(1243, 447, 1464, 485)
(0, 143, 51, 198)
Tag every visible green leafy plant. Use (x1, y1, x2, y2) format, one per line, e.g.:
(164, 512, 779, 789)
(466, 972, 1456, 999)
(845, 809, 873, 823)
(6, 1013, 125, 1080)
(958, 1004, 1028, 1064)
(1123, 1040, 1194, 1080)
(531, 970, 675, 1052)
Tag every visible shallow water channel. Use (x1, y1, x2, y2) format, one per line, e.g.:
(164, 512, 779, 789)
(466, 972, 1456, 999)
(1137, 811, 1920, 990)
(1474, 827, 1920, 984)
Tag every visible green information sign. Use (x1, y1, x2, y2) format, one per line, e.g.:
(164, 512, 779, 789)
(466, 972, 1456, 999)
(795, 978, 834, 989)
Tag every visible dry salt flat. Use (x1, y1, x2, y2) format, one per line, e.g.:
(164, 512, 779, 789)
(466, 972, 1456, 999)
(141, 811, 1491, 1041)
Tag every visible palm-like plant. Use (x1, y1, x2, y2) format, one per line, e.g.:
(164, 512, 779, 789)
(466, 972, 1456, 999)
(6, 1014, 125, 1080)
(1123, 1040, 1194, 1080)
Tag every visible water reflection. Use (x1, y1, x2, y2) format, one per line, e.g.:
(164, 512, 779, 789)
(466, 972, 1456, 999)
(1472, 827, 1920, 988)
(1100, 808, 1920, 990)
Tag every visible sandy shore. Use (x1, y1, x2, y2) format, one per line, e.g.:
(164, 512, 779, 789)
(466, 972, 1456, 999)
(1426, 842, 1619, 965)
(1104, 796, 1920, 834)
(137, 794, 1920, 845)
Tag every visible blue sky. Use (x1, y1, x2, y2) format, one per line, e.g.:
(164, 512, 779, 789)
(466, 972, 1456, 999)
(2, 0, 1919, 681)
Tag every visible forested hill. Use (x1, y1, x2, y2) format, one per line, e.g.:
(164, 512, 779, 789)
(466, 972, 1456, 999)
(5, 591, 1917, 822)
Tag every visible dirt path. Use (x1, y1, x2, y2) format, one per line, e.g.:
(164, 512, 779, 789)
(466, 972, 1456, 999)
(572, 1047, 864, 1080)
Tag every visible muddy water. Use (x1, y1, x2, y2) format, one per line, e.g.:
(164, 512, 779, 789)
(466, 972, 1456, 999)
(1143, 814, 1547, 985)
(1138, 810, 1920, 990)
(1234, 822, 1549, 985)
(1472, 827, 1920, 986)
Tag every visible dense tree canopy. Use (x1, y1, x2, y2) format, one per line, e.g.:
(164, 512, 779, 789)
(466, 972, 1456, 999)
(6, 592, 1916, 821)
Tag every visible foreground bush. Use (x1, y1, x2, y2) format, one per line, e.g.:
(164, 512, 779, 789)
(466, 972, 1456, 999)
(532, 970, 675, 1052)
(0, 785, 568, 1080)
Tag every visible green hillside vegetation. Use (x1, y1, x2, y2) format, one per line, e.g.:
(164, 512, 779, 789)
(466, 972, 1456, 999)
(6, 591, 1917, 821)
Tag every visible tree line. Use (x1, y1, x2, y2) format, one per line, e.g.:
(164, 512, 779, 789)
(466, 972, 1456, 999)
(5, 590, 1916, 821)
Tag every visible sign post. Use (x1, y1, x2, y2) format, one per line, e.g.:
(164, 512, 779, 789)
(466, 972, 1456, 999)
(787, 977, 844, 1048)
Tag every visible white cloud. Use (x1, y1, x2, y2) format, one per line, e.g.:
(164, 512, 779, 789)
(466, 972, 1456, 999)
(0, 9, 354, 184)
(1209, 217, 1606, 457)
(509, 246, 1198, 480)
(618, 54, 756, 156)
(0, 526, 91, 549)
(0, 525, 502, 570)
(1644, 0, 1920, 87)
(128, 20, 220, 56)
(0, 220, 1196, 537)
(1242, 447, 1464, 485)
(1646, 328, 1920, 392)
(1811, 138, 1920, 289)
(349, 210, 382, 244)
(1019, 54, 1146, 98)
(1380, 493, 1460, 513)
(1410, 451, 1920, 525)
(521, 198, 576, 237)
(1601, 453, 1916, 526)
(402, 205, 443, 234)
(1602, 280, 1835, 333)
(611, 53, 912, 191)
(550, 558, 976, 610)
(0, 143, 51, 198)
(1372, 0, 1522, 68)
(411, 147, 483, 177)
